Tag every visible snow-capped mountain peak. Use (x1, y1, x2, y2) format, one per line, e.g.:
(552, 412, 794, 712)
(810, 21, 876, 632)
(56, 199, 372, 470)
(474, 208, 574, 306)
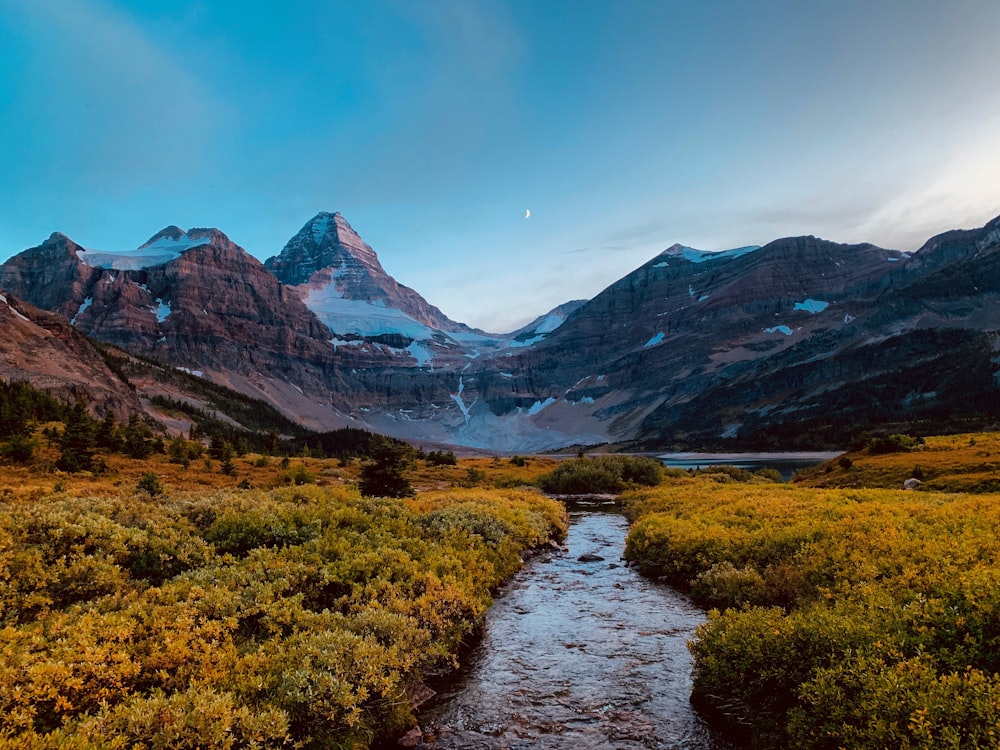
(265, 211, 382, 286)
(78, 227, 215, 270)
(659, 243, 760, 264)
(265, 212, 475, 343)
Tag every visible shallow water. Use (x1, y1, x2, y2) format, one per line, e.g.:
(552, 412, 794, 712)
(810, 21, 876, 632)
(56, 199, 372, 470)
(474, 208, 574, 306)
(659, 451, 840, 479)
(405, 500, 736, 749)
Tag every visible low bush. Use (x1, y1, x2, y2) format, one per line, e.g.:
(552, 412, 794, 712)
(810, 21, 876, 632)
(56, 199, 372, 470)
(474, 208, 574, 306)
(867, 433, 924, 455)
(0, 485, 566, 748)
(537, 455, 662, 494)
(623, 477, 1000, 747)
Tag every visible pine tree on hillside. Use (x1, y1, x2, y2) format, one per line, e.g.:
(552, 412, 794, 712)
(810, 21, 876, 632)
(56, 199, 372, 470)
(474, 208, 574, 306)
(56, 402, 96, 472)
(359, 440, 415, 498)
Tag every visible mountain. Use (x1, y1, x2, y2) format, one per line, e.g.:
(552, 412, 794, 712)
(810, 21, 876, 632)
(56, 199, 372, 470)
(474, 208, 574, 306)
(0, 291, 142, 416)
(0, 223, 508, 443)
(482, 224, 1000, 449)
(3, 212, 999, 452)
(1, 226, 361, 430)
(508, 300, 588, 346)
(265, 212, 469, 336)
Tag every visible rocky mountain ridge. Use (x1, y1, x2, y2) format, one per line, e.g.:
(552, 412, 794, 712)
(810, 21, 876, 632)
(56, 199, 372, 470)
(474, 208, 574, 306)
(2, 211, 999, 451)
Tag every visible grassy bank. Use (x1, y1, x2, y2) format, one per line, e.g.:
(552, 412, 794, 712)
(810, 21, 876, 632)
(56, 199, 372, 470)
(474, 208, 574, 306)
(0, 485, 566, 749)
(622, 475, 1000, 748)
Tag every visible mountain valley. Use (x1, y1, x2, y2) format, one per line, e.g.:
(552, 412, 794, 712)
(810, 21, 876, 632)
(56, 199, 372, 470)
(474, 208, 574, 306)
(2, 211, 999, 451)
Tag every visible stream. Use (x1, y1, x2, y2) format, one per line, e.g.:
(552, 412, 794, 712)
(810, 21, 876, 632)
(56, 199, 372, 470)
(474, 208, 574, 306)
(403, 499, 736, 749)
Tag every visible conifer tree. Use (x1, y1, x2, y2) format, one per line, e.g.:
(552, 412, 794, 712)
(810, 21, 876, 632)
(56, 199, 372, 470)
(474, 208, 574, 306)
(359, 439, 415, 498)
(57, 401, 96, 472)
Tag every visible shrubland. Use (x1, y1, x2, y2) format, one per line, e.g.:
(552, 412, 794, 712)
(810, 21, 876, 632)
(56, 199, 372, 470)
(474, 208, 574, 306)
(536, 454, 663, 495)
(623, 475, 1000, 748)
(0, 484, 566, 749)
(797, 431, 1000, 493)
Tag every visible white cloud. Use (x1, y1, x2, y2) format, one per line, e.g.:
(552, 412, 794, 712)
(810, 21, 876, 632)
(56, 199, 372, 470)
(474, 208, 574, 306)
(853, 113, 1000, 249)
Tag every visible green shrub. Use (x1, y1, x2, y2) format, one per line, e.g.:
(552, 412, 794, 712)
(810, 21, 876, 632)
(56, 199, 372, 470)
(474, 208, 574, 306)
(867, 433, 923, 455)
(0, 486, 566, 748)
(282, 464, 315, 486)
(537, 455, 662, 495)
(137, 472, 163, 497)
(425, 450, 457, 466)
(624, 478, 1000, 747)
(1, 434, 35, 464)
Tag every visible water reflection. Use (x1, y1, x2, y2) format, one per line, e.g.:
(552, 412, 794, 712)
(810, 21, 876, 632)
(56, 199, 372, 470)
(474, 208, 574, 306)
(403, 500, 735, 749)
(659, 451, 841, 479)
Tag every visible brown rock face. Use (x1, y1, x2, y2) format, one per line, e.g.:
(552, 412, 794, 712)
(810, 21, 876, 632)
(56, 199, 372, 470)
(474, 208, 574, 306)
(0, 224, 477, 434)
(0, 233, 98, 319)
(0, 291, 142, 416)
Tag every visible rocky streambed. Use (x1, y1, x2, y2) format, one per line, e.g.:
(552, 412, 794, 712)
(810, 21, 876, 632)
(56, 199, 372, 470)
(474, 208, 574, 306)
(398, 499, 735, 749)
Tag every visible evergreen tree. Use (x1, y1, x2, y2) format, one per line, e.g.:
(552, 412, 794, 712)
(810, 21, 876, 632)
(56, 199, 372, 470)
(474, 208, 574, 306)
(358, 439, 415, 498)
(95, 413, 123, 452)
(1, 434, 35, 464)
(122, 413, 155, 459)
(57, 401, 96, 472)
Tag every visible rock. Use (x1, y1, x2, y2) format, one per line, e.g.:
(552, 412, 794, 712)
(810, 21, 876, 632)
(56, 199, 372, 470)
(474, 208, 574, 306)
(577, 553, 605, 563)
(903, 477, 923, 490)
(407, 681, 436, 709)
(397, 727, 423, 747)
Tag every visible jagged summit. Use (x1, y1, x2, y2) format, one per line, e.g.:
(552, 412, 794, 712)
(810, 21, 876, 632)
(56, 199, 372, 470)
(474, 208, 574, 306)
(140, 225, 187, 247)
(265, 212, 381, 286)
(265, 211, 470, 339)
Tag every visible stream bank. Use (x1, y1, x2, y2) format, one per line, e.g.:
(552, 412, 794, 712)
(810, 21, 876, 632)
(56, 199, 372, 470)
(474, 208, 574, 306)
(397, 498, 735, 749)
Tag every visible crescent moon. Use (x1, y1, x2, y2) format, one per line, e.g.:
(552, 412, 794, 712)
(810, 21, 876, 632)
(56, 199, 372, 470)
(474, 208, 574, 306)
(525, 209, 531, 219)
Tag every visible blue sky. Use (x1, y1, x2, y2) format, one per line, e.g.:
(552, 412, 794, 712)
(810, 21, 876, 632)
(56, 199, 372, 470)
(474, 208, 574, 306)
(2, 0, 1000, 331)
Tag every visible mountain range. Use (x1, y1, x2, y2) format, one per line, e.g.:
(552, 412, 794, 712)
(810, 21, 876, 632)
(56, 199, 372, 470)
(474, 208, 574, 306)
(2, 211, 999, 451)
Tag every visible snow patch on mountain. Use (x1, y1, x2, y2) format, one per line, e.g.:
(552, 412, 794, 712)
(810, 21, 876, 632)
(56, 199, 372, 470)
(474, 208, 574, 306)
(765, 325, 794, 335)
(71, 297, 93, 325)
(533, 312, 569, 335)
(153, 299, 171, 322)
(451, 376, 473, 423)
(329, 337, 364, 351)
(793, 299, 829, 313)
(302, 286, 438, 340)
(527, 397, 557, 415)
(509, 334, 545, 348)
(661, 244, 761, 264)
(311, 214, 331, 244)
(79, 231, 211, 270)
(0, 294, 29, 322)
(405, 341, 434, 366)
